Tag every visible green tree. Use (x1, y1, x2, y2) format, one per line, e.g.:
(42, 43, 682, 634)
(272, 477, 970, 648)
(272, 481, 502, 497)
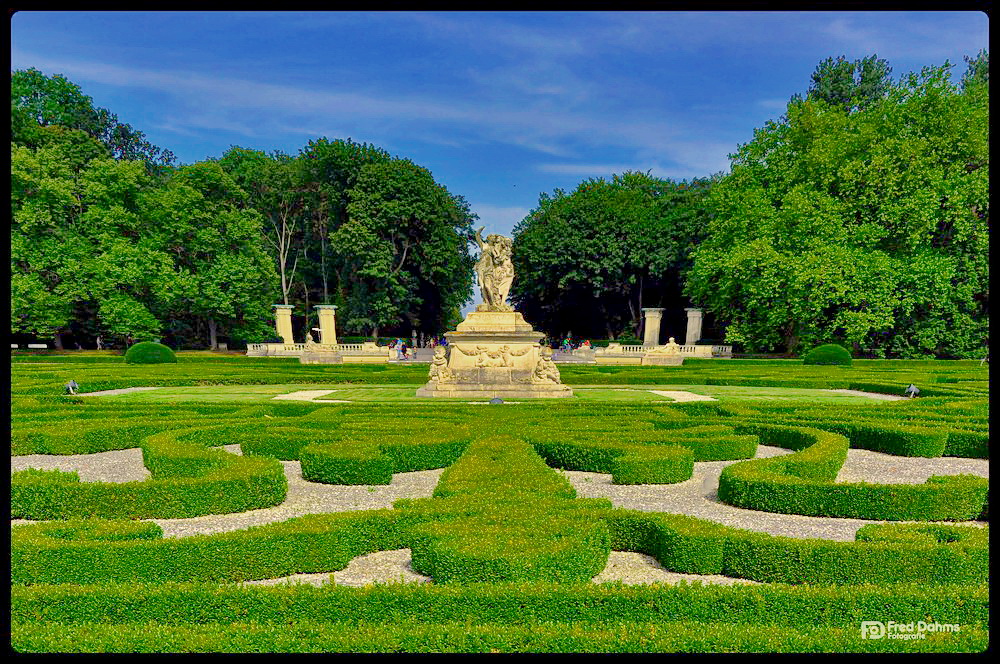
(800, 54, 894, 113)
(217, 147, 311, 310)
(11, 68, 175, 173)
(11, 137, 167, 346)
(685, 54, 989, 358)
(334, 158, 476, 337)
(511, 172, 715, 340)
(11, 134, 278, 349)
(142, 160, 279, 348)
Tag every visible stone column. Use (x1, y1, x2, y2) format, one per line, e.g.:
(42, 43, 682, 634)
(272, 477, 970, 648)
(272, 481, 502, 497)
(641, 308, 665, 347)
(314, 305, 338, 345)
(273, 305, 294, 345)
(684, 308, 704, 345)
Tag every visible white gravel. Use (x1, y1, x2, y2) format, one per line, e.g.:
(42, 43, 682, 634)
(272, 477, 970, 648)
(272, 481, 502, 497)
(826, 389, 908, 401)
(241, 549, 431, 587)
(647, 390, 719, 402)
(10, 447, 150, 483)
(563, 444, 988, 541)
(76, 387, 162, 397)
(149, 444, 443, 538)
(239, 549, 757, 587)
(592, 551, 758, 585)
(11, 441, 987, 542)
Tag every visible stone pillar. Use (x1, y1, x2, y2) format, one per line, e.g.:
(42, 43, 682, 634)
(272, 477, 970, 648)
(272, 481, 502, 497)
(273, 305, 294, 345)
(314, 305, 338, 345)
(641, 308, 665, 347)
(684, 308, 704, 345)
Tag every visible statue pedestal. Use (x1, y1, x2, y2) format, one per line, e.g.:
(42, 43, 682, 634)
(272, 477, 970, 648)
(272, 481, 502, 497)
(416, 311, 573, 398)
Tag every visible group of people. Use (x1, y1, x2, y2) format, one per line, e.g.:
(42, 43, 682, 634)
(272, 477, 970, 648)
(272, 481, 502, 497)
(426, 336, 448, 349)
(388, 338, 413, 360)
(387, 337, 450, 360)
(539, 337, 592, 351)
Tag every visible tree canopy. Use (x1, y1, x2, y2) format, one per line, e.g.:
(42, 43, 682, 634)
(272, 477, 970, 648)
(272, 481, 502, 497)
(685, 53, 989, 357)
(12, 68, 176, 173)
(511, 171, 716, 340)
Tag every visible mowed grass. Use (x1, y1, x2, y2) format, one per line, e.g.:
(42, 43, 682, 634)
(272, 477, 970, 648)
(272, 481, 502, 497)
(89, 383, 889, 405)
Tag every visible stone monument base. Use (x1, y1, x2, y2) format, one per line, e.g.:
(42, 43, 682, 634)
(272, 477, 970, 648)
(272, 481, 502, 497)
(416, 310, 574, 399)
(415, 383, 573, 399)
(641, 355, 684, 366)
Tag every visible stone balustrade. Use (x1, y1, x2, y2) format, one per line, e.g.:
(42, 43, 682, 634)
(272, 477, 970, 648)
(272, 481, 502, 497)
(247, 342, 379, 358)
(247, 341, 732, 362)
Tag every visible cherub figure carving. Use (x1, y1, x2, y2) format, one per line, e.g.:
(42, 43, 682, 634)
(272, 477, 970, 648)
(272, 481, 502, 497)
(531, 346, 562, 384)
(428, 346, 454, 383)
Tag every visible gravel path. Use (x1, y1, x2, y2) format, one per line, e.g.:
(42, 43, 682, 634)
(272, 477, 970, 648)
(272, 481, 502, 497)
(272, 390, 351, 403)
(12, 442, 987, 541)
(10, 447, 150, 483)
(836, 448, 988, 484)
(826, 389, 908, 401)
(239, 549, 755, 587)
(76, 387, 162, 397)
(563, 445, 988, 541)
(592, 552, 758, 585)
(241, 549, 431, 587)
(148, 444, 443, 538)
(10, 443, 442, 537)
(647, 390, 719, 402)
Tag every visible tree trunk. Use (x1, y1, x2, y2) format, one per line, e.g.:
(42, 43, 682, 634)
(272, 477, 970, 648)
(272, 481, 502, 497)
(208, 318, 218, 350)
(599, 302, 615, 340)
(53, 332, 64, 350)
(627, 297, 639, 338)
(320, 232, 329, 304)
(784, 324, 799, 356)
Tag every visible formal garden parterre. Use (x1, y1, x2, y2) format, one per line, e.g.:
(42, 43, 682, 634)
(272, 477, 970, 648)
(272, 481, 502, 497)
(10, 356, 989, 652)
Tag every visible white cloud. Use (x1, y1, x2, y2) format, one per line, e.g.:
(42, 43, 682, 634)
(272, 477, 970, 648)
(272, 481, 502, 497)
(756, 98, 788, 111)
(11, 49, 690, 161)
(535, 163, 651, 177)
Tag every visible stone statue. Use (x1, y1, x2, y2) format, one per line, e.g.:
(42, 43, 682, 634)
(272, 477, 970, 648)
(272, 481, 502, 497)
(305, 330, 316, 346)
(474, 226, 514, 312)
(530, 346, 561, 384)
(428, 346, 454, 383)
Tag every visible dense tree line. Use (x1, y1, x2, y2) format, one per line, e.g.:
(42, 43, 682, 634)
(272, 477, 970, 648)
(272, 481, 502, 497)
(10, 51, 990, 358)
(513, 52, 988, 358)
(10, 69, 476, 349)
(686, 51, 988, 358)
(510, 172, 717, 341)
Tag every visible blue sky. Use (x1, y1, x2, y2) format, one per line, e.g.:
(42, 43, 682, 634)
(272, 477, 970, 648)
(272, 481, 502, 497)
(12, 11, 989, 239)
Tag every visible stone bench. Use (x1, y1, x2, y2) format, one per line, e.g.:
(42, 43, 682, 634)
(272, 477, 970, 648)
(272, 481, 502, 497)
(27, 344, 48, 349)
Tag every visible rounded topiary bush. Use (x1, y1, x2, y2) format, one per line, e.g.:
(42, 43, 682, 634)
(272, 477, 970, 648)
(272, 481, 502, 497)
(802, 343, 852, 366)
(124, 342, 177, 365)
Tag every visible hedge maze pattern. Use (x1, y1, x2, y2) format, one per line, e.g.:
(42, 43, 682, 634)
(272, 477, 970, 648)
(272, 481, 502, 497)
(10, 361, 990, 652)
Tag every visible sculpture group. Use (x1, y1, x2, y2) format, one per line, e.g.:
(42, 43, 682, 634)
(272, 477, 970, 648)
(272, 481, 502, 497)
(474, 227, 514, 312)
(417, 227, 572, 398)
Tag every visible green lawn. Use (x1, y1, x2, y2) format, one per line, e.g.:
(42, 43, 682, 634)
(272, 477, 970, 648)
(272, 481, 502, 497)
(92, 383, 889, 405)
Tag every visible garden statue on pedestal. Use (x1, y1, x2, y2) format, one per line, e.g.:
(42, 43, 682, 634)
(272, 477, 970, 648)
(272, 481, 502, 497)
(416, 228, 572, 398)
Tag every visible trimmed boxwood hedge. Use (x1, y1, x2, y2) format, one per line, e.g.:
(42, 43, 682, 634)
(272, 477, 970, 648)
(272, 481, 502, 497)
(717, 424, 988, 521)
(525, 424, 758, 485)
(12, 429, 988, 587)
(11, 426, 289, 519)
(10, 620, 989, 653)
(802, 344, 853, 366)
(124, 342, 177, 364)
